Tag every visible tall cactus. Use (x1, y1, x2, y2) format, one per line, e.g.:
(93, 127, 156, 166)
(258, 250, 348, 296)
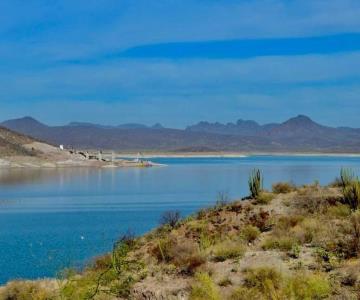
(248, 169, 263, 199)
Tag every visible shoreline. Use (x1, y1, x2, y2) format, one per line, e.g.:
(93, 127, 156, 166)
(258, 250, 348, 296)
(116, 151, 360, 158)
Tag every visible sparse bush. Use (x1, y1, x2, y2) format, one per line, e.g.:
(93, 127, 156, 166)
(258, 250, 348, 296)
(215, 191, 230, 208)
(159, 210, 181, 228)
(262, 236, 298, 252)
(241, 225, 260, 243)
(285, 273, 331, 299)
(327, 204, 351, 218)
(248, 209, 272, 232)
(218, 277, 232, 287)
(152, 237, 175, 262)
(152, 237, 205, 273)
(229, 287, 264, 300)
(349, 210, 360, 257)
(289, 244, 301, 259)
(190, 272, 220, 300)
(243, 267, 283, 293)
(255, 192, 274, 205)
(0, 280, 57, 300)
(277, 215, 304, 230)
(272, 182, 295, 194)
(248, 169, 263, 199)
(213, 240, 245, 262)
(171, 240, 206, 273)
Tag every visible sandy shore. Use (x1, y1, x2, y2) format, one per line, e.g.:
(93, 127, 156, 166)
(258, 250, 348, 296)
(0, 142, 162, 169)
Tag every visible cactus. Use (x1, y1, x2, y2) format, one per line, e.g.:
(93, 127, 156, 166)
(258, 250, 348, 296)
(248, 169, 263, 199)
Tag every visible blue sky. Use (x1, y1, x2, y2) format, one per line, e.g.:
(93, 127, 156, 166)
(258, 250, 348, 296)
(1, 0, 360, 127)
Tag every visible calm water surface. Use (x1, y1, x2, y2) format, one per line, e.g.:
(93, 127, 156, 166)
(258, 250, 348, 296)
(1, 155, 360, 283)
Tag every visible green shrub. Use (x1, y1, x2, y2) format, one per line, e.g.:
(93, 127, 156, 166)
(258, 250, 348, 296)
(327, 204, 351, 218)
(272, 182, 295, 194)
(289, 244, 301, 259)
(340, 168, 356, 190)
(190, 272, 220, 300)
(262, 236, 298, 251)
(255, 192, 274, 205)
(243, 267, 283, 293)
(285, 273, 331, 299)
(213, 240, 245, 262)
(277, 215, 304, 230)
(248, 169, 263, 199)
(241, 225, 261, 243)
(229, 287, 264, 300)
(344, 180, 360, 211)
(349, 211, 360, 257)
(0, 281, 56, 300)
(218, 277, 232, 287)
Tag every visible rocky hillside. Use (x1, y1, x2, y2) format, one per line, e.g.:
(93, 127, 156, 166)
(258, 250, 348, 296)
(0, 126, 39, 157)
(2, 171, 360, 299)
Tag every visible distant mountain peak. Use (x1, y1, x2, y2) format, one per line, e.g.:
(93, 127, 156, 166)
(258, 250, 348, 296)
(283, 115, 318, 126)
(152, 123, 164, 129)
(2, 116, 47, 128)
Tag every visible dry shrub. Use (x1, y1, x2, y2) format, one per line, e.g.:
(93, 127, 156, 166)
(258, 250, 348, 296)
(272, 182, 295, 194)
(241, 225, 260, 243)
(91, 254, 112, 271)
(339, 262, 360, 287)
(212, 240, 246, 262)
(277, 215, 304, 230)
(243, 267, 283, 291)
(190, 272, 220, 300)
(151, 237, 205, 273)
(285, 273, 331, 299)
(332, 211, 360, 259)
(230, 287, 264, 300)
(327, 204, 351, 218)
(247, 209, 272, 232)
(231, 268, 331, 300)
(294, 187, 340, 214)
(171, 241, 206, 274)
(0, 280, 57, 300)
(159, 210, 181, 228)
(262, 236, 298, 251)
(255, 192, 275, 205)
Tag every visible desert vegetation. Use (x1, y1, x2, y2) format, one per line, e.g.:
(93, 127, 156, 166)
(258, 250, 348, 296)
(2, 169, 360, 299)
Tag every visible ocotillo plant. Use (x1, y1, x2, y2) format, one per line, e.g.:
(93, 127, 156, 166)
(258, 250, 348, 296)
(248, 169, 263, 199)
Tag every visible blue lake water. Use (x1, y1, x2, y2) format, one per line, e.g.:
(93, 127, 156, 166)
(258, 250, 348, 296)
(1, 155, 360, 284)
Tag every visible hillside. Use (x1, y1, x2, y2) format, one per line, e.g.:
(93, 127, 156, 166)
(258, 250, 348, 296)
(0, 126, 39, 157)
(2, 116, 360, 153)
(0, 125, 144, 169)
(2, 171, 360, 299)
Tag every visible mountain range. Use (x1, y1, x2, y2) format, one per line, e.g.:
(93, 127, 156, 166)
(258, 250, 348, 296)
(1, 115, 360, 153)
